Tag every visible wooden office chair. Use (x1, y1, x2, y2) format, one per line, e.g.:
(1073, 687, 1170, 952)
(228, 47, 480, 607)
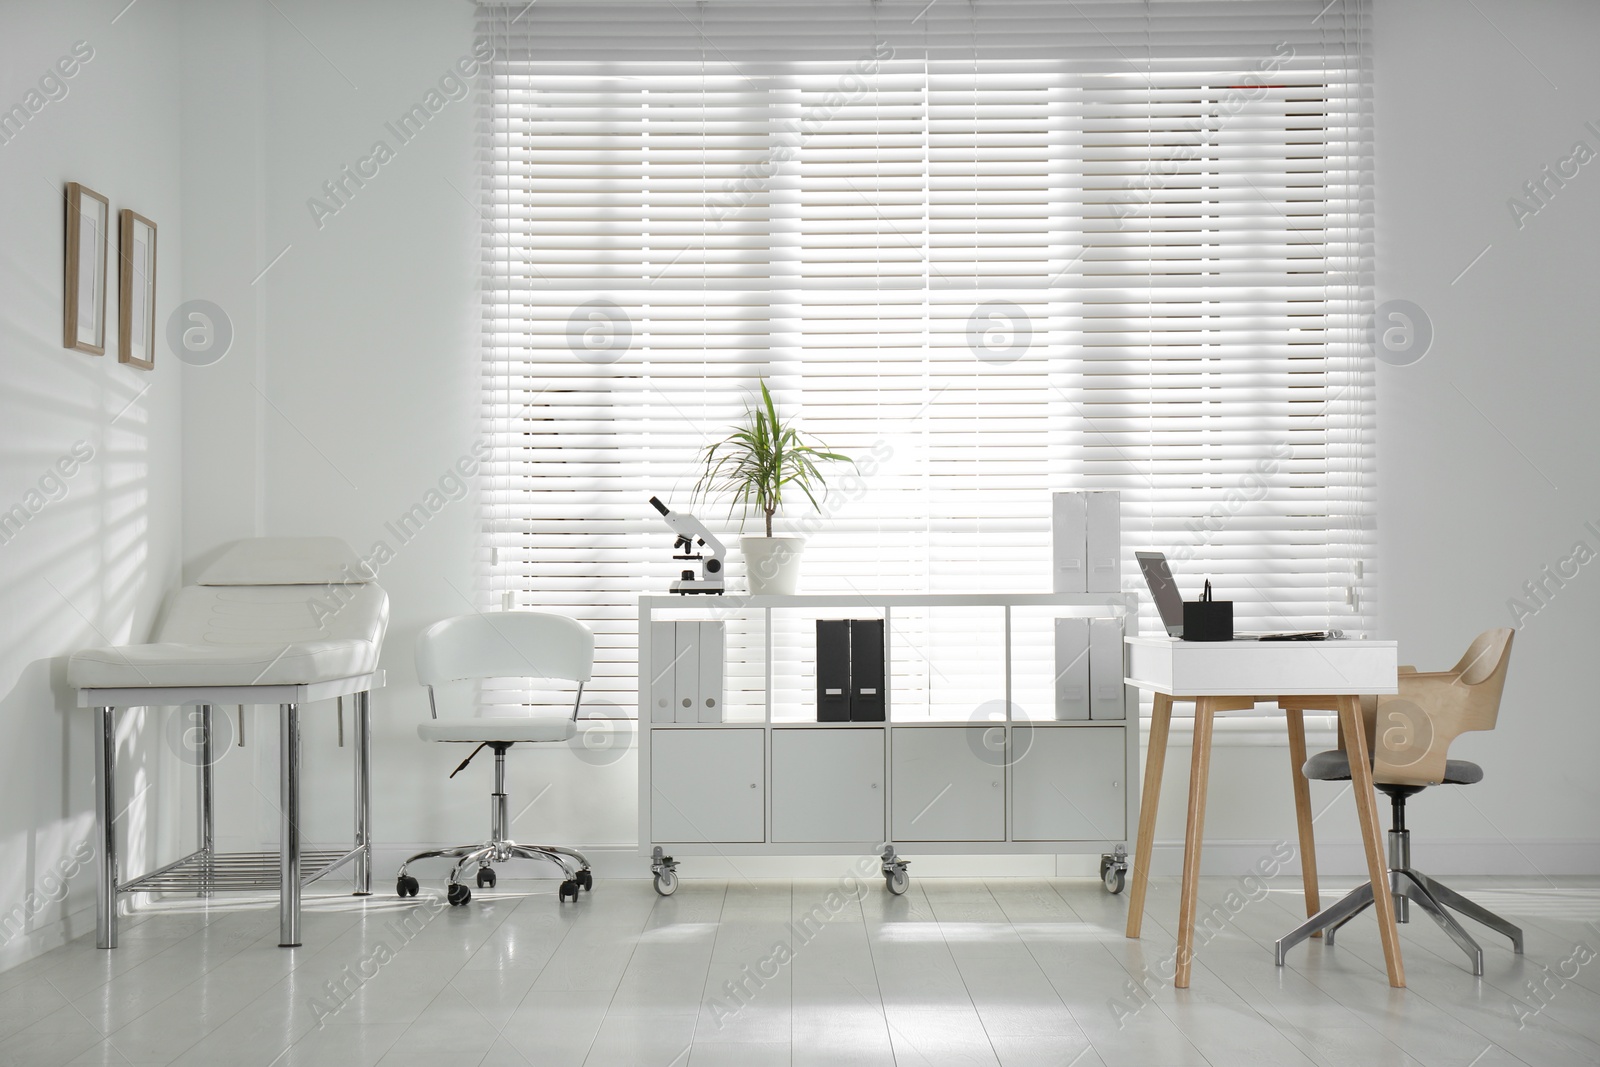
(395, 611, 595, 906)
(1276, 628, 1523, 975)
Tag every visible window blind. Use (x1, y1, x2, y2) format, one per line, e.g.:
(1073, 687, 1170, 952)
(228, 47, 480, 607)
(476, 0, 1374, 718)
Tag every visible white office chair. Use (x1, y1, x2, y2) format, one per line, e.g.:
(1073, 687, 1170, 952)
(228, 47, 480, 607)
(396, 611, 595, 906)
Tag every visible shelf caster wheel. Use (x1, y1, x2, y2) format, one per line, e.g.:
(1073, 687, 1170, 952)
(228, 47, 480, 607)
(649, 847, 678, 896)
(576, 869, 593, 892)
(476, 867, 497, 889)
(885, 868, 909, 896)
(558, 879, 581, 903)
(1101, 847, 1129, 894)
(396, 874, 419, 898)
(447, 883, 472, 907)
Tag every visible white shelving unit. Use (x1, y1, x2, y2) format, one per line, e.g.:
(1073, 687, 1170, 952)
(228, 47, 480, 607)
(637, 592, 1142, 895)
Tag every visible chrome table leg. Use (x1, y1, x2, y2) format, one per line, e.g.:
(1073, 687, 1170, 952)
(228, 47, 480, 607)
(198, 704, 215, 897)
(279, 702, 301, 947)
(94, 706, 118, 950)
(353, 691, 372, 895)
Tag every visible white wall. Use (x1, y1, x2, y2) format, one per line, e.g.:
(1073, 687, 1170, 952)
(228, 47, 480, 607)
(1368, 0, 1600, 869)
(0, 0, 187, 966)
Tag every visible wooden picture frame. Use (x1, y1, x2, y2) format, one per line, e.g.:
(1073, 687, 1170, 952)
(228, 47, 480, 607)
(118, 210, 157, 369)
(63, 182, 109, 354)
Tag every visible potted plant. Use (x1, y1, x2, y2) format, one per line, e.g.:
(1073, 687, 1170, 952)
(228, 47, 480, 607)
(694, 380, 851, 594)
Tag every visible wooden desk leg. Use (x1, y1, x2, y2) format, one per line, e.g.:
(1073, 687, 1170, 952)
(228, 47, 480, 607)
(1339, 695, 1405, 987)
(1174, 696, 1217, 989)
(1126, 693, 1173, 939)
(1284, 708, 1321, 934)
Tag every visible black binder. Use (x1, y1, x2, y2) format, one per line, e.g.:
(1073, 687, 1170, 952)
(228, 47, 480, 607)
(848, 618, 885, 721)
(816, 619, 851, 721)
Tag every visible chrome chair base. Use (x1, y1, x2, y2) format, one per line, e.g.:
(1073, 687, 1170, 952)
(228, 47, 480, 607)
(397, 742, 591, 904)
(399, 840, 590, 888)
(1276, 828, 1522, 976)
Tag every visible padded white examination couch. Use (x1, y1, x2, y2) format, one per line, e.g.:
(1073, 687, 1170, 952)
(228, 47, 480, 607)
(68, 537, 388, 948)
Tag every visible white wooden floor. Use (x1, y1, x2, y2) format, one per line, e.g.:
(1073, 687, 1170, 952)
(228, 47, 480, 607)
(2, 874, 1597, 1066)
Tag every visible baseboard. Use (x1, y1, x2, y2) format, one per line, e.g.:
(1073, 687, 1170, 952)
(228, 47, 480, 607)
(0, 903, 98, 974)
(1137, 838, 1600, 878)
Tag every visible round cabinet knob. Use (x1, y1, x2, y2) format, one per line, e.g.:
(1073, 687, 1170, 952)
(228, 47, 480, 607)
(682, 698, 692, 708)
(657, 698, 668, 707)
(705, 698, 716, 708)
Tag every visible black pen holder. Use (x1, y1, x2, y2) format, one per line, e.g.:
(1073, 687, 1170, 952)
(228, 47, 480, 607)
(1182, 600, 1233, 641)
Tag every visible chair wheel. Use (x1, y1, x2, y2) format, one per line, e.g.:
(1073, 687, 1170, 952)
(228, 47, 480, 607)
(653, 869, 678, 896)
(476, 867, 496, 889)
(447, 883, 472, 907)
(576, 870, 593, 892)
(1104, 866, 1126, 894)
(885, 868, 909, 896)
(559, 879, 580, 903)
(396, 875, 419, 898)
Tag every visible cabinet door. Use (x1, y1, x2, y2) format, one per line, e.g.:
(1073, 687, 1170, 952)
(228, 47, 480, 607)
(651, 728, 764, 843)
(1010, 726, 1125, 842)
(771, 729, 884, 843)
(890, 727, 1004, 842)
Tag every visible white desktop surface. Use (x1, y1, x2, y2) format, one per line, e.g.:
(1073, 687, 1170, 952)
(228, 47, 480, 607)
(1125, 634, 1399, 697)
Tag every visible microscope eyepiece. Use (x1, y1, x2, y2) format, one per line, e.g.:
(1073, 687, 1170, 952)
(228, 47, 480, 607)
(648, 496, 670, 515)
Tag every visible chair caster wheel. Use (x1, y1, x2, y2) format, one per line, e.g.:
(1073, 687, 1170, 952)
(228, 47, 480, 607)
(396, 875, 419, 898)
(885, 868, 909, 896)
(476, 867, 497, 889)
(447, 883, 472, 907)
(559, 879, 580, 903)
(653, 869, 678, 896)
(576, 870, 593, 892)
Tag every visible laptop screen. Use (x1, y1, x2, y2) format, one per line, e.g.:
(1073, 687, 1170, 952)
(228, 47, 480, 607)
(1136, 551, 1185, 637)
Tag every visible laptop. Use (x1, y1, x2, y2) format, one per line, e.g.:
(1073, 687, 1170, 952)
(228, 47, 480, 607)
(1135, 551, 1341, 641)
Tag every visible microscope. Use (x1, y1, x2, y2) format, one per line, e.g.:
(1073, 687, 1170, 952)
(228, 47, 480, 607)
(649, 496, 725, 594)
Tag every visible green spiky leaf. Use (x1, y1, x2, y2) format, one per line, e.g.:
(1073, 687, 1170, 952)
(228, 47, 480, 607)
(692, 379, 855, 536)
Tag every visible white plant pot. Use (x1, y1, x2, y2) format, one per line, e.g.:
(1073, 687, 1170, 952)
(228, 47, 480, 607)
(741, 535, 805, 595)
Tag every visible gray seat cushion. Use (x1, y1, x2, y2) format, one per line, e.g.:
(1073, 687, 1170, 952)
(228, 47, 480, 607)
(1303, 749, 1484, 786)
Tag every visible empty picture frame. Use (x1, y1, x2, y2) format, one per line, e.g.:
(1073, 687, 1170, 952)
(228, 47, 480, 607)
(118, 210, 157, 369)
(63, 182, 109, 354)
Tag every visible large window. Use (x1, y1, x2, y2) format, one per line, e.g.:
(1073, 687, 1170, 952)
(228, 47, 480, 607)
(477, 0, 1374, 715)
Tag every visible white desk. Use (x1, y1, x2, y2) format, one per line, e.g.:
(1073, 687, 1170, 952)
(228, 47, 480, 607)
(1122, 636, 1405, 988)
